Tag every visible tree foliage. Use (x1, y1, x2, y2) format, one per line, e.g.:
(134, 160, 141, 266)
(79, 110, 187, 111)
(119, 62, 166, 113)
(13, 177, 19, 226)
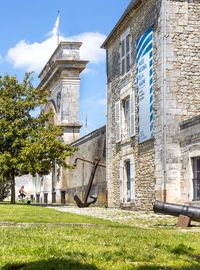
(0, 73, 77, 203)
(0, 174, 10, 201)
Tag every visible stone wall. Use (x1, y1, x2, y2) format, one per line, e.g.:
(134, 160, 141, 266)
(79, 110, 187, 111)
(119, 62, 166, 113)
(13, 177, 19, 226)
(157, 0, 200, 202)
(106, 0, 200, 210)
(62, 126, 107, 205)
(106, 0, 162, 210)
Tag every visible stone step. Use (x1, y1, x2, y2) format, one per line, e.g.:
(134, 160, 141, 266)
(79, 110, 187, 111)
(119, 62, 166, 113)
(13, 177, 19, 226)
(121, 203, 133, 210)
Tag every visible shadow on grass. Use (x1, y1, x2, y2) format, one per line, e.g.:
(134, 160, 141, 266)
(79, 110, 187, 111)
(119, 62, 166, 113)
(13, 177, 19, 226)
(137, 264, 200, 270)
(2, 258, 99, 270)
(170, 243, 194, 255)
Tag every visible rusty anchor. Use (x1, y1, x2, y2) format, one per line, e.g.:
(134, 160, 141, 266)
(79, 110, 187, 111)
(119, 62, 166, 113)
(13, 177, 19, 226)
(73, 157, 106, 208)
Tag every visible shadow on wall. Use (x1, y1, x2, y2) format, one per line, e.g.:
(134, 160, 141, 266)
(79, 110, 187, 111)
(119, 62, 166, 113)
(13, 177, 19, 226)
(2, 258, 99, 270)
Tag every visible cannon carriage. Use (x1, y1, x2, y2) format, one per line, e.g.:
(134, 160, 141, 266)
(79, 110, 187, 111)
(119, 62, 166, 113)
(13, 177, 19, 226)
(153, 200, 200, 227)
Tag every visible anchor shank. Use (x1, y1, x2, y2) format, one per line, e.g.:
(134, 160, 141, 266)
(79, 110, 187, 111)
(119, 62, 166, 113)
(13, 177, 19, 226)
(83, 159, 100, 204)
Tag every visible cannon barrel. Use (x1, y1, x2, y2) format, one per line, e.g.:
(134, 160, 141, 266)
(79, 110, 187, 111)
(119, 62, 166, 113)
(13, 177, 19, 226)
(153, 200, 200, 222)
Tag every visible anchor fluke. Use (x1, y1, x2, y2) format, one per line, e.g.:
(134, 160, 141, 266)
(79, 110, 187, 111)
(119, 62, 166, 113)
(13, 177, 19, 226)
(74, 194, 97, 208)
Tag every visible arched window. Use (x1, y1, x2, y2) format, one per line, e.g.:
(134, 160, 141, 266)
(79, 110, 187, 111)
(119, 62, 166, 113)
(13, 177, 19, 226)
(45, 102, 57, 125)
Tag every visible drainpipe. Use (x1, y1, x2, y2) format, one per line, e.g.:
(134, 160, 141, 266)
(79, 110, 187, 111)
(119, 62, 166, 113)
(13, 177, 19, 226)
(105, 81, 109, 206)
(82, 161, 85, 201)
(163, 0, 168, 203)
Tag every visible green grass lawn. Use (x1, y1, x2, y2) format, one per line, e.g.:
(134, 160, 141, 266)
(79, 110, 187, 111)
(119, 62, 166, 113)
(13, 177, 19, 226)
(0, 205, 200, 270)
(0, 204, 113, 225)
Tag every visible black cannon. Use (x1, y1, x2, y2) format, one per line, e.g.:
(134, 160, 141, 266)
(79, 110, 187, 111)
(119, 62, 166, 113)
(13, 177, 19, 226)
(153, 200, 200, 227)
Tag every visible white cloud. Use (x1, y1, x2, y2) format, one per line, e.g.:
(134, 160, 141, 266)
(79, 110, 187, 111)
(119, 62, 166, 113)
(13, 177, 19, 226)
(7, 32, 106, 73)
(7, 37, 56, 72)
(67, 32, 106, 64)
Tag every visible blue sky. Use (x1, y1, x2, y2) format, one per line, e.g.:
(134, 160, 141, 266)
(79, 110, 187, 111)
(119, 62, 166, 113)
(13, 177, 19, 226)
(0, 0, 130, 136)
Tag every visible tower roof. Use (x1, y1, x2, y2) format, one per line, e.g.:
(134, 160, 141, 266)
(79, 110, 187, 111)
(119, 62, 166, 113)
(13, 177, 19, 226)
(38, 41, 88, 90)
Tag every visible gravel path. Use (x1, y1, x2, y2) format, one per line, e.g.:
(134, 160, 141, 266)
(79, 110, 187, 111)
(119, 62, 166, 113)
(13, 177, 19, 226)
(47, 206, 171, 223)
(47, 206, 200, 231)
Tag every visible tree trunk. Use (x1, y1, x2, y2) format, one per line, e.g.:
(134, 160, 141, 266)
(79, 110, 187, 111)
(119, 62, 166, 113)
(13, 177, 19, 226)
(10, 171, 15, 204)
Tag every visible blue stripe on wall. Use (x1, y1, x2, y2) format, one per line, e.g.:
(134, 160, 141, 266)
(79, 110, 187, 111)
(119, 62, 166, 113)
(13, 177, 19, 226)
(136, 34, 153, 62)
(136, 27, 153, 56)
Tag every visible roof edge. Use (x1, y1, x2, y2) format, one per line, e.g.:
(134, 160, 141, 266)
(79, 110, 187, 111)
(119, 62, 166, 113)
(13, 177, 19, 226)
(101, 0, 142, 49)
(71, 125, 106, 147)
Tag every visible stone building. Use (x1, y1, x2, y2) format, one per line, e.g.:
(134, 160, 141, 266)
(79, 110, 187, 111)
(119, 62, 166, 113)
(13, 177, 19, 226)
(16, 41, 107, 206)
(102, 0, 200, 210)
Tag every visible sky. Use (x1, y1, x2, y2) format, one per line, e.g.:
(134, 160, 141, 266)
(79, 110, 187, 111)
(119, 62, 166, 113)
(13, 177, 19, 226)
(0, 0, 131, 136)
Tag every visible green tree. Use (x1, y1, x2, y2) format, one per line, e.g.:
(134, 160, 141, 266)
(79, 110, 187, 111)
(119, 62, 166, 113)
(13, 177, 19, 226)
(0, 174, 10, 201)
(0, 73, 76, 203)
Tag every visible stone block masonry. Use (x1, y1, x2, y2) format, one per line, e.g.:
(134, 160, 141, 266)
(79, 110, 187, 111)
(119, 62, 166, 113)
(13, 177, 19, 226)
(104, 0, 200, 210)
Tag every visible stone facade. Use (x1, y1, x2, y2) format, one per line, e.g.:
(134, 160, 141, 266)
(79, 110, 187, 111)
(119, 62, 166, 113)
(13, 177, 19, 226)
(161, 0, 200, 203)
(103, 0, 200, 210)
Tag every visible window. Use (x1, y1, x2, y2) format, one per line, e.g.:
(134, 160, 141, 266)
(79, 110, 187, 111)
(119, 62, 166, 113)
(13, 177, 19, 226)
(120, 30, 131, 76)
(44, 193, 48, 204)
(115, 92, 135, 143)
(192, 157, 200, 200)
(130, 93, 135, 137)
(61, 191, 66, 205)
(123, 97, 130, 138)
(120, 157, 135, 204)
(124, 98, 130, 120)
(125, 160, 131, 202)
(36, 194, 40, 203)
(115, 101, 121, 143)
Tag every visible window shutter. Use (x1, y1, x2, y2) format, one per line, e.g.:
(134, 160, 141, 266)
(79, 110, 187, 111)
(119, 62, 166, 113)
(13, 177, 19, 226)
(119, 43, 122, 75)
(121, 39, 125, 57)
(126, 35, 130, 73)
(120, 160, 124, 203)
(122, 59, 125, 76)
(129, 34, 132, 67)
(126, 35, 130, 54)
(130, 158, 135, 201)
(115, 101, 121, 143)
(130, 93, 135, 137)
